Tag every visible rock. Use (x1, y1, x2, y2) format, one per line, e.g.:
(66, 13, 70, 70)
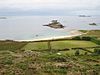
(43, 20, 65, 29)
(89, 23, 97, 25)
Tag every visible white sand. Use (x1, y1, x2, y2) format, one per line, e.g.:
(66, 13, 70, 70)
(17, 30, 83, 42)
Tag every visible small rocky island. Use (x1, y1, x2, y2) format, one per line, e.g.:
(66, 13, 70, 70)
(89, 23, 97, 25)
(0, 17, 7, 19)
(43, 20, 65, 29)
(79, 15, 91, 17)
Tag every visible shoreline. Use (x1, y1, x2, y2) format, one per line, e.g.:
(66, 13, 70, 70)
(17, 30, 83, 42)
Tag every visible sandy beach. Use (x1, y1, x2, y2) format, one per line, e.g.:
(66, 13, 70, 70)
(17, 30, 83, 42)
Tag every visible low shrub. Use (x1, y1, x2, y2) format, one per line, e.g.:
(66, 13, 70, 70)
(75, 50, 80, 56)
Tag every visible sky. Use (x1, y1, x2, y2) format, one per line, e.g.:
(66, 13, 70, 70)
(0, 0, 100, 16)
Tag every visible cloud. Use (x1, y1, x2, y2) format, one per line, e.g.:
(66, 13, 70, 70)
(0, 0, 100, 9)
(0, 0, 100, 15)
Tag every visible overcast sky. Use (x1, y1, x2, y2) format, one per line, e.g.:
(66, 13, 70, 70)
(0, 0, 100, 16)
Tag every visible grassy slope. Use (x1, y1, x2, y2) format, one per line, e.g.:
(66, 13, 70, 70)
(22, 42, 48, 50)
(0, 50, 100, 75)
(0, 41, 27, 51)
(0, 30, 100, 75)
(22, 40, 97, 50)
(79, 30, 100, 38)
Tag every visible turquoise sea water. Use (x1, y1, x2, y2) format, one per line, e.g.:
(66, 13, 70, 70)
(0, 16, 100, 40)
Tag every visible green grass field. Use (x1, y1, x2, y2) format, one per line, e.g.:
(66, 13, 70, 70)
(51, 40, 97, 49)
(80, 30, 100, 38)
(22, 40, 97, 50)
(22, 42, 48, 50)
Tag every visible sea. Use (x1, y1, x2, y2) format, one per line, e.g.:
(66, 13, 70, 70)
(0, 16, 100, 40)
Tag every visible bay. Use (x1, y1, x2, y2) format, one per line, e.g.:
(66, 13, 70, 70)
(0, 16, 100, 40)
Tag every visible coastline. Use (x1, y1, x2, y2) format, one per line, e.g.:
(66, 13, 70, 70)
(17, 30, 83, 42)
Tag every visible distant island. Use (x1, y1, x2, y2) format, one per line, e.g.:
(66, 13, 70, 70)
(43, 20, 65, 29)
(79, 15, 91, 17)
(89, 23, 97, 25)
(0, 17, 7, 19)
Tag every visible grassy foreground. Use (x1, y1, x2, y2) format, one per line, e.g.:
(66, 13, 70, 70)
(0, 48, 100, 75)
(0, 30, 100, 75)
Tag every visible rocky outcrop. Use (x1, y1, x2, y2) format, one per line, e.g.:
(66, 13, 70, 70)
(43, 20, 65, 29)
